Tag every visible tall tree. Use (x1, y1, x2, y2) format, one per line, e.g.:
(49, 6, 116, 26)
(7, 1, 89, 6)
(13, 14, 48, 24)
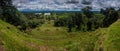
(75, 13, 83, 30)
(82, 6, 93, 18)
(0, 0, 28, 30)
(102, 7, 118, 27)
(82, 6, 93, 30)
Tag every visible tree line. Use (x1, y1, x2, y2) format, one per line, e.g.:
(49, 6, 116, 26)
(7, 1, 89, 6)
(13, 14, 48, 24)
(54, 6, 119, 32)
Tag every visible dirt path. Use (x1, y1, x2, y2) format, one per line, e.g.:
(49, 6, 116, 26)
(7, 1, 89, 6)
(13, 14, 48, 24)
(94, 34, 106, 51)
(39, 46, 52, 51)
(0, 45, 6, 51)
(39, 46, 67, 51)
(0, 38, 5, 51)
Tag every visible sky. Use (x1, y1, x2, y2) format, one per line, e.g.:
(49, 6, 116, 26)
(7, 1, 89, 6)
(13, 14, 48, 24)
(12, 0, 120, 11)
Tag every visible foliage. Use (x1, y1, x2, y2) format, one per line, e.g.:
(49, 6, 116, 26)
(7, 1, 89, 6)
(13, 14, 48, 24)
(101, 7, 119, 27)
(0, 0, 45, 30)
(54, 7, 119, 32)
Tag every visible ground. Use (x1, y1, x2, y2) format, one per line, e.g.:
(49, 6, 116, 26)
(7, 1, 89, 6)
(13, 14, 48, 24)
(0, 19, 120, 51)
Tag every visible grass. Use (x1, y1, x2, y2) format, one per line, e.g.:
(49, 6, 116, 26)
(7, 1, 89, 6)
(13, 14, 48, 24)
(0, 20, 43, 51)
(26, 20, 107, 51)
(0, 19, 120, 51)
(102, 20, 120, 51)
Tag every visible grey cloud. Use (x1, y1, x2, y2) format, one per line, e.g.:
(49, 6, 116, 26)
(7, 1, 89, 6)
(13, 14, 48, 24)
(12, 0, 120, 11)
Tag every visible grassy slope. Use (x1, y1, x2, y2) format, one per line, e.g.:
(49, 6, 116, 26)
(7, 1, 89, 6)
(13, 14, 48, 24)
(0, 18, 120, 51)
(0, 20, 43, 51)
(27, 20, 107, 51)
(94, 19, 120, 51)
(102, 20, 120, 51)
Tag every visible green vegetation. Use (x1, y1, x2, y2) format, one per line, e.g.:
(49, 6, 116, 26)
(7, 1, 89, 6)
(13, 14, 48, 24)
(0, 19, 105, 51)
(0, 0, 44, 30)
(0, 19, 43, 51)
(27, 20, 106, 51)
(0, 0, 120, 51)
(54, 7, 119, 32)
(0, 18, 120, 51)
(102, 20, 120, 51)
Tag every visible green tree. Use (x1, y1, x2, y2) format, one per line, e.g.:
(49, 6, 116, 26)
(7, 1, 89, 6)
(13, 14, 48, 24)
(82, 6, 93, 30)
(102, 7, 118, 27)
(0, 0, 29, 30)
(82, 6, 93, 18)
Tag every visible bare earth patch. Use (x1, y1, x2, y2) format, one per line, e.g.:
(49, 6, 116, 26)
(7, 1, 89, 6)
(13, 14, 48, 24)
(0, 45, 6, 51)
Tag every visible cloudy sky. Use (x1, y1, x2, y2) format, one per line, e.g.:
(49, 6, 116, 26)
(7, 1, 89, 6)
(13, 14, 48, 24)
(12, 0, 120, 11)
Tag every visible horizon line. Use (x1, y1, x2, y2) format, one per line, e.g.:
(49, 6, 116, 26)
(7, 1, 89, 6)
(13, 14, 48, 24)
(19, 10, 100, 13)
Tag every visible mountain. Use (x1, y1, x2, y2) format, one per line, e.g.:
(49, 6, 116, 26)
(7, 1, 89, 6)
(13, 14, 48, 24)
(12, 0, 120, 11)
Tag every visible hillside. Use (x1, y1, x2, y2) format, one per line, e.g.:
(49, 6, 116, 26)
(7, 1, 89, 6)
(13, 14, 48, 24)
(102, 20, 120, 51)
(0, 19, 120, 51)
(0, 19, 43, 51)
(25, 20, 107, 51)
(94, 19, 120, 51)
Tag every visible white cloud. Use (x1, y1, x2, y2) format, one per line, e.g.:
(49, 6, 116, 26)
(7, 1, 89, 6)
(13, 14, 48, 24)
(12, 0, 120, 11)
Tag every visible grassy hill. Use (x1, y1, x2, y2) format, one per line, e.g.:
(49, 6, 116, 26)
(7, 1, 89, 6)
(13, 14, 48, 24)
(94, 20, 120, 51)
(0, 19, 43, 51)
(102, 20, 120, 51)
(25, 20, 107, 51)
(0, 19, 120, 51)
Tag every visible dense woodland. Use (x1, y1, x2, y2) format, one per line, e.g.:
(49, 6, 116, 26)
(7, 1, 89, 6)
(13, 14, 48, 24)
(0, 0, 119, 32)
